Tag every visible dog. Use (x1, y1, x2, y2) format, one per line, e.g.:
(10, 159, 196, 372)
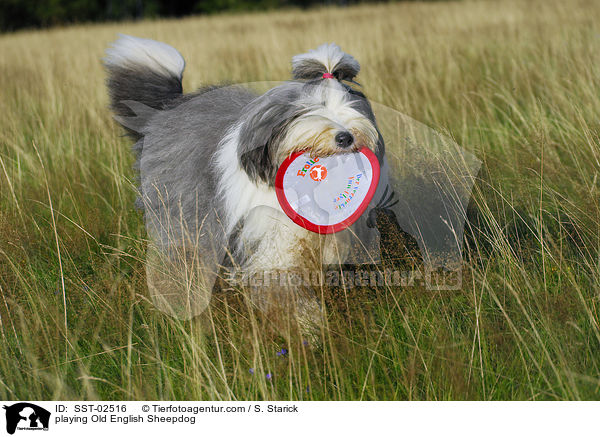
(104, 35, 390, 326)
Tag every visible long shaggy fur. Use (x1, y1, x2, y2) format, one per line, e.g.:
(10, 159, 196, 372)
(105, 35, 185, 133)
(105, 36, 386, 321)
(292, 43, 360, 82)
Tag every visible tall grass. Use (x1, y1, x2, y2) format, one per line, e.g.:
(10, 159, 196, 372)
(1, 0, 599, 400)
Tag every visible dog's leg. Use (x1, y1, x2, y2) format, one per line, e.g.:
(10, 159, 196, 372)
(238, 208, 337, 337)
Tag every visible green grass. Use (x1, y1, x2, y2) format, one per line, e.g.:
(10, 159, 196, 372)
(1, 0, 599, 400)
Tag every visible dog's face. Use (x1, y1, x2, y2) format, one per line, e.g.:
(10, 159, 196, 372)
(238, 79, 380, 184)
(238, 43, 380, 185)
(279, 80, 379, 158)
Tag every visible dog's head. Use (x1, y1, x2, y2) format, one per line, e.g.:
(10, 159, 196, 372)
(238, 43, 381, 185)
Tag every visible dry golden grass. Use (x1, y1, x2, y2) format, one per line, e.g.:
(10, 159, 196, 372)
(0, 0, 599, 400)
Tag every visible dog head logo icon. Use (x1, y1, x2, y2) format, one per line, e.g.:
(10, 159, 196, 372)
(3, 403, 50, 435)
(309, 165, 327, 181)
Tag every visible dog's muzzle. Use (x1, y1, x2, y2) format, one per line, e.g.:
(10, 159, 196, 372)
(335, 131, 354, 148)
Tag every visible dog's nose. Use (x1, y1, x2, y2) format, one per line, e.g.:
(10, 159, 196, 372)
(335, 131, 354, 148)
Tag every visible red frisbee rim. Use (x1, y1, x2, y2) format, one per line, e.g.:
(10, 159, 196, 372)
(274, 147, 380, 234)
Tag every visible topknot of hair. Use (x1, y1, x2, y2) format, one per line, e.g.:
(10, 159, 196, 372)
(291, 43, 360, 82)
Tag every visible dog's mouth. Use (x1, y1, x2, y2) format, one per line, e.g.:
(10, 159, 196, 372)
(283, 129, 376, 161)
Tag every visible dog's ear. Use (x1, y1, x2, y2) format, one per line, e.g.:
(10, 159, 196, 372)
(292, 43, 360, 82)
(238, 136, 274, 185)
(238, 89, 299, 185)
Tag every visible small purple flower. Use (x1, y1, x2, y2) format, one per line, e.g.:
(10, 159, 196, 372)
(276, 348, 288, 357)
(249, 368, 254, 375)
(303, 340, 309, 346)
(266, 373, 272, 380)
(306, 386, 310, 393)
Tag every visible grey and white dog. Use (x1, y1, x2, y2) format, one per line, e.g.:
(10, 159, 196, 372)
(104, 35, 387, 320)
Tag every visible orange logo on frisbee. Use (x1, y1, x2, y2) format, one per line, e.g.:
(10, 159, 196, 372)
(310, 165, 327, 181)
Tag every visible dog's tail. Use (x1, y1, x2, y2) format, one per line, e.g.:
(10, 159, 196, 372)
(104, 35, 185, 128)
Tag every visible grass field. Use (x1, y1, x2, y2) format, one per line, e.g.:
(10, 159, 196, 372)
(1, 0, 600, 400)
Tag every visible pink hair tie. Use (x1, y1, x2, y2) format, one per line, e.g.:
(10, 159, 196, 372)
(322, 72, 334, 79)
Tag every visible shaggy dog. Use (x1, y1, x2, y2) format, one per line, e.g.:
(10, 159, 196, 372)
(104, 36, 390, 324)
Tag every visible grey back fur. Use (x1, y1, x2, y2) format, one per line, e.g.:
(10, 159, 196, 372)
(123, 86, 257, 265)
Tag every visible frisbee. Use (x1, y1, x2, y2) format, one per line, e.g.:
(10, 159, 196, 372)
(275, 147, 380, 234)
